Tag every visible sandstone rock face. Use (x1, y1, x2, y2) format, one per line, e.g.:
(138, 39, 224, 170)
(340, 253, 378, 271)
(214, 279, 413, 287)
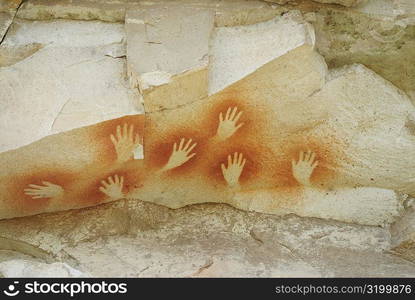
(1, 200, 415, 277)
(0, 260, 88, 277)
(0, 19, 142, 152)
(313, 0, 363, 7)
(1, 43, 413, 225)
(140, 45, 414, 226)
(125, 5, 214, 112)
(208, 11, 315, 94)
(16, 0, 131, 22)
(305, 0, 415, 103)
(391, 203, 415, 262)
(0, 0, 23, 41)
(0, 0, 415, 276)
(266, 0, 364, 7)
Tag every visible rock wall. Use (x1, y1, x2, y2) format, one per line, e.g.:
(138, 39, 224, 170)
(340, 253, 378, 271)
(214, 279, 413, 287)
(0, 0, 415, 276)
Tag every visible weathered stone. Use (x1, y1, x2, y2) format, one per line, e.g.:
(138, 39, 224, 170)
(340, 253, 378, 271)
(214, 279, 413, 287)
(0, 19, 143, 152)
(302, 1, 415, 103)
(391, 204, 415, 262)
(16, 0, 279, 25)
(140, 45, 414, 225)
(0, 11, 13, 41)
(0, 260, 88, 277)
(1, 42, 414, 225)
(1, 0, 415, 278)
(0, 0, 23, 41)
(126, 5, 214, 112)
(11, 0, 415, 104)
(0, 0, 23, 12)
(1, 200, 414, 277)
(265, 0, 364, 7)
(0, 114, 145, 219)
(126, 8, 313, 111)
(208, 11, 315, 94)
(313, 0, 363, 7)
(16, 0, 132, 22)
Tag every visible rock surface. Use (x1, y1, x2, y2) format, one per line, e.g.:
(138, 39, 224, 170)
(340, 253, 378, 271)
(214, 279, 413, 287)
(0, 19, 414, 226)
(267, 1, 364, 7)
(141, 45, 414, 225)
(208, 11, 315, 95)
(0, 0, 414, 276)
(391, 203, 415, 262)
(126, 4, 214, 112)
(0, 260, 88, 277)
(0, 19, 142, 152)
(1, 200, 415, 277)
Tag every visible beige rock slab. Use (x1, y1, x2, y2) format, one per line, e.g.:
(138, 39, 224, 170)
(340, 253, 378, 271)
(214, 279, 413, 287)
(16, 0, 281, 25)
(0, 114, 145, 219)
(16, 0, 132, 22)
(302, 2, 415, 104)
(0, 19, 142, 152)
(391, 204, 415, 262)
(208, 11, 315, 95)
(0, 260, 89, 277)
(265, 0, 363, 7)
(125, 5, 214, 112)
(138, 45, 414, 225)
(0, 45, 413, 226)
(0, 0, 23, 12)
(1, 200, 414, 277)
(0, 11, 12, 40)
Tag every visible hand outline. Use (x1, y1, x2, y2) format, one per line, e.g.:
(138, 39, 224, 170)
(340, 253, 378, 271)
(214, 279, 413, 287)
(110, 123, 142, 163)
(24, 181, 64, 199)
(216, 107, 244, 141)
(292, 150, 318, 186)
(99, 175, 124, 200)
(161, 138, 197, 171)
(221, 152, 246, 187)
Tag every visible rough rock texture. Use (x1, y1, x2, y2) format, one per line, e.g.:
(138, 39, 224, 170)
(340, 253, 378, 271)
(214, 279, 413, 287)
(0, 260, 88, 277)
(391, 203, 415, 262)
(208, 11, 314, 94)
(0, 0, 415, 277)
(1, 200, 415, 277)
(0, 19, 143, 152)
(1, 43, 414, 225)
(266, 0, 363, 7)
(126, 5, 214, 111)
(0, 0, 23, 41)
(302, 0, 415, 103)
(141, 44, 414, 225)
(0, 12, 13, 41)
(16, 0, 132, 22)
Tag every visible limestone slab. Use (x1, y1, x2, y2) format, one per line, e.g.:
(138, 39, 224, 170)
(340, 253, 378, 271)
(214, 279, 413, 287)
(125, 5, 214, 112)
(208, 11, 315, 94)
(1, 200, 414, 277)
(0, 19, 142, 152)
(391, 204, 415, 262)
(0, 11, 12, 41)
(16, 0, 131, 22)
(1, 44, 413, 225)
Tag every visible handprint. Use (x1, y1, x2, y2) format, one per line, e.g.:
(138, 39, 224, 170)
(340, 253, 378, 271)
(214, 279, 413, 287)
(24, 181, 64, 199)
(221, 152, 246, 187)
(215, 107, 244, 141)
(99, 175, 124, 200)
(161, 138, 197, 171)
(291, 150, 318, 186)
(110, 123, 142, 163)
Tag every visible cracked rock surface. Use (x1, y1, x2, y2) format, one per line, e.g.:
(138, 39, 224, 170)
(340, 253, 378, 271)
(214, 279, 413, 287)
(0, 0, 415, 277)
(1, 200, 415, 277)
(0, 18, 142, 152)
